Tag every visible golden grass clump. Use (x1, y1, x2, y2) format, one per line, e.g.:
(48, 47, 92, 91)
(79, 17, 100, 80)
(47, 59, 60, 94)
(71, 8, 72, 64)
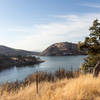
(1, 74, 100, 100)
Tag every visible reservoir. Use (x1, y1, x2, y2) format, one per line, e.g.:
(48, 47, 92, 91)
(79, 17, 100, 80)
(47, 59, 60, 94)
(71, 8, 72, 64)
(0, 56, 85, 83)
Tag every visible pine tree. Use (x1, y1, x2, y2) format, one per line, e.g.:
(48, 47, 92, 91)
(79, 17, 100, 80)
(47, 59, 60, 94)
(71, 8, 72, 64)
(78, 19, 100, 72)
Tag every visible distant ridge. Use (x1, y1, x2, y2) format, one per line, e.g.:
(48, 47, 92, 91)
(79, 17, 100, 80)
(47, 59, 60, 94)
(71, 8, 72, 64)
(0, 45, 40, 56)
(41, 42, 86, 56)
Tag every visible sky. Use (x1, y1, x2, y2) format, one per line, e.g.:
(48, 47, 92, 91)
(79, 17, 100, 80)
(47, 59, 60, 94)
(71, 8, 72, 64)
(0, 0, 100, 51)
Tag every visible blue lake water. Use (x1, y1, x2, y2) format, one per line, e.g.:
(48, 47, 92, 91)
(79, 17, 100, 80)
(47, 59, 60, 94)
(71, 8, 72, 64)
(0, 56, 85, 83)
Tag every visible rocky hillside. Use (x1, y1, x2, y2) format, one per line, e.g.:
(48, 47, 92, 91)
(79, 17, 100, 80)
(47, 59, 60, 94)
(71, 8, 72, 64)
(0, 45, 39, 56)
(41, 42, 86, 56)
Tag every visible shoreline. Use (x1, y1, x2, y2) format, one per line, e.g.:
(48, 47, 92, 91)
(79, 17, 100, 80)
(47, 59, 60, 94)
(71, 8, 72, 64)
(0, 55, 44, 71)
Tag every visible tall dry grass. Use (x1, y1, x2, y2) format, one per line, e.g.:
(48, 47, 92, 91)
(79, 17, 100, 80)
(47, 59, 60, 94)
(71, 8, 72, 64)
(0, 74, 100, 100)
(0, 69, 79, 93)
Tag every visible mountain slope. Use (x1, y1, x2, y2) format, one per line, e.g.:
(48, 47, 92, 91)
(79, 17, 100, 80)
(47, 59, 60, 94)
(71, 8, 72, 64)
(41, 42, 86, 56)
(0, 45, 39, 56)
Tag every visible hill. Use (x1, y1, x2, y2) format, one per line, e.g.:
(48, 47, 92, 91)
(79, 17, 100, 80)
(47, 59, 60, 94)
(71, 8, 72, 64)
(0, 45, 39, 56)
(41, 42, 86, 56)
(0, 74, 100, 100)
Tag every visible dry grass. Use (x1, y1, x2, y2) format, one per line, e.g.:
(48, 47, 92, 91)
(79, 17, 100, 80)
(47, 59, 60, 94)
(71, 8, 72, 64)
(0, 74, 100, 100)
(0, 69, 79, 93)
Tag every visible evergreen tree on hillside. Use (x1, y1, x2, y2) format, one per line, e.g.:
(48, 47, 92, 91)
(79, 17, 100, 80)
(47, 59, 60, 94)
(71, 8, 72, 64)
(78, 19, 100, 72)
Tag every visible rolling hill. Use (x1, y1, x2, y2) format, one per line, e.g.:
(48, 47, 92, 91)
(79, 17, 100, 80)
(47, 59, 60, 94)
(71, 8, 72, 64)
(0, 45, 39, 56)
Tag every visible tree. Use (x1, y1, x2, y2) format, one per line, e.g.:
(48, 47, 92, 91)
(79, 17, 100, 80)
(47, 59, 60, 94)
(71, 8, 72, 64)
(78, 19, 100, 73)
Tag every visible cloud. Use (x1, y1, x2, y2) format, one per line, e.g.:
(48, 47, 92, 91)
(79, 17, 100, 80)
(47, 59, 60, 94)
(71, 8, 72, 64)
(82, 3, 100, 8)
(8, 13, 100, 51)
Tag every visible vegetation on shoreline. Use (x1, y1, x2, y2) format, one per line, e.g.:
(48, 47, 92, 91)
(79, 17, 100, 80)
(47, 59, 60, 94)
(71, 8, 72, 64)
(0, 69, 80, 92)
(1, 73, 100, 100)
(0, 54, 43, 71)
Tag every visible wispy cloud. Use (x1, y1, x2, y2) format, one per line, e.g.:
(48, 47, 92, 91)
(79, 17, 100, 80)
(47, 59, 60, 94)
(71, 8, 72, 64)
(82, 3, 100, 8)
(6, 13, 100, 51)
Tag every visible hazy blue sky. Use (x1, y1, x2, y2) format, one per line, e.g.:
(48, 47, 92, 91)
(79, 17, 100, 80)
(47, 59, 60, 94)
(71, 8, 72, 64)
(0, 0, 100, 51)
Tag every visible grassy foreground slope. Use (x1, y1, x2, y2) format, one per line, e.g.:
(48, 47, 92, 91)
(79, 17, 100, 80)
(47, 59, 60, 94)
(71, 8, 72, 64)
(0, 74, 100, 100)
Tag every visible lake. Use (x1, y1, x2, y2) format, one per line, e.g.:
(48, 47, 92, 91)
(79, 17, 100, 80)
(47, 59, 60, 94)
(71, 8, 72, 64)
(0, 56, 85, 83)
